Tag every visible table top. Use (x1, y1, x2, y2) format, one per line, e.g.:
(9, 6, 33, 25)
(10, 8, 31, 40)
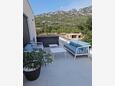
(50, 47, 66, 53)
(49, 44, 58, 47)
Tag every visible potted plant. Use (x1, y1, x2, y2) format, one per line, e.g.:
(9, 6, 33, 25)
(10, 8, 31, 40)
(23, 49, 53, 81)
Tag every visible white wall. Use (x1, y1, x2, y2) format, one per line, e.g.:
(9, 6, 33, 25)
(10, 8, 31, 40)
(23, 0, 37, 42)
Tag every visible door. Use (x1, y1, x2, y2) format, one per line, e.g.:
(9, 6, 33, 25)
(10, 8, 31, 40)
(23, 14, 30, 47)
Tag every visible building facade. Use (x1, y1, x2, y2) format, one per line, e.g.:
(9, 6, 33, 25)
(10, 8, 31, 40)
(62, 33, 82, 40)
(23, 0, 36, 46)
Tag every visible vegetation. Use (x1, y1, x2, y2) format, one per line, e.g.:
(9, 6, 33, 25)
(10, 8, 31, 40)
(23, 49, 53, 69)
(35, 6, 92, 45)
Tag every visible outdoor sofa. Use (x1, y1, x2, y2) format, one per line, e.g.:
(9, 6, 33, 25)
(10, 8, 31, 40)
(37, 36, 59, 47)
(64, 40, 90, 58)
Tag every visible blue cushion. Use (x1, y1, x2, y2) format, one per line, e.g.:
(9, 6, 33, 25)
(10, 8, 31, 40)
(69, 42, 81, 47)
(64, 44, 76, 53)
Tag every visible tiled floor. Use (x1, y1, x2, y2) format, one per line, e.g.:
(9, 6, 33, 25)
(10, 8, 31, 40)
(24, 50, 92, 86)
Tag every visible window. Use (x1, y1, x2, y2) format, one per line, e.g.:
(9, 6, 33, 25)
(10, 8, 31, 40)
(78, 35, 81, 38)
(72, 35, 77, 38)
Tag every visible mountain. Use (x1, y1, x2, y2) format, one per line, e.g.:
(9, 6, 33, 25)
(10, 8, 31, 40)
(35, 6, 92, 28)
(36, 5, 91, 17)
(79, 6, 92, 15)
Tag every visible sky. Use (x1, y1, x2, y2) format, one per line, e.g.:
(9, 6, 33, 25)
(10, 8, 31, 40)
(28, 0, 92, 15)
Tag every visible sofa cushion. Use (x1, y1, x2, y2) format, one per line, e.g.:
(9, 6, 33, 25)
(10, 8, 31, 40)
(69, 41, 81, 47)
(77, 47, 88, 54)
(64, 44, 76, 53)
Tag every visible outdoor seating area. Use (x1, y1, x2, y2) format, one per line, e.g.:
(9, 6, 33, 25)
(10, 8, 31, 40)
(24, 36, 91, 58)
(23, 37, 92, 86)
(24, 38, 92, 86)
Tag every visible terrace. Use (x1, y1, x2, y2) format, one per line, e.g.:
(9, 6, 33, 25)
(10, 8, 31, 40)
(23, 1, 92, 85)
(23, 37, 92, 86)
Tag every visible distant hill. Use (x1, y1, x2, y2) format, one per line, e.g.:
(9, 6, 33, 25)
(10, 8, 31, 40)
(36, 5, 92, 17)
(35, 6, 92, 28)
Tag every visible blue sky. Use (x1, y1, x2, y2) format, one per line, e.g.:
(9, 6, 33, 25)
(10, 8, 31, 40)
(28, 0, 92, 15)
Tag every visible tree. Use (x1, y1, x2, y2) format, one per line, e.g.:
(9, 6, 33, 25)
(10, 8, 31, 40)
(82, 17, 92, 45)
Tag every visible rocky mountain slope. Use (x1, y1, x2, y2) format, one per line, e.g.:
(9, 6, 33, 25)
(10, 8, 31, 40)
(35, 6, 92, 28)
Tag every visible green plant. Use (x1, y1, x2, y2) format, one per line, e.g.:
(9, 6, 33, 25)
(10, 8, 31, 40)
(23, 49, 53, 70)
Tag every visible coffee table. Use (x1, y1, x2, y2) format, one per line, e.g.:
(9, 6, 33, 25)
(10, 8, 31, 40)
(50, 47, 67, 58)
